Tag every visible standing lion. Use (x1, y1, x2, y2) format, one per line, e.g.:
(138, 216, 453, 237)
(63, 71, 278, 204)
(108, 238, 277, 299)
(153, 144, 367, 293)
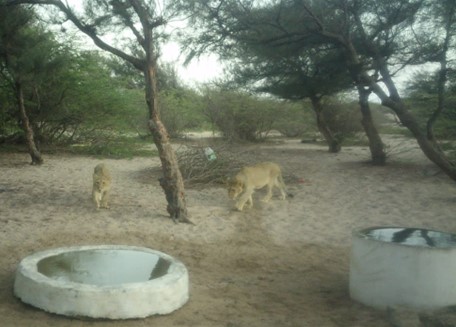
(92, 163, 111, 209)
(227, 162, 287, 211)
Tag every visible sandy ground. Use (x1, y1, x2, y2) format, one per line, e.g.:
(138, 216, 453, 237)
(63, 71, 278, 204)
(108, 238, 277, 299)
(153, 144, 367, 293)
(1, 136, 456, 327)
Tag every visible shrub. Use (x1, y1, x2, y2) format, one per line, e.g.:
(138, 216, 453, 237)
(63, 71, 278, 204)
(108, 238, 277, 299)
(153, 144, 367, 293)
(273, 101, 315, 137)
(202, 90, 277, 141)
(321, 101, 363, 143)
(159, 88, 206, 138)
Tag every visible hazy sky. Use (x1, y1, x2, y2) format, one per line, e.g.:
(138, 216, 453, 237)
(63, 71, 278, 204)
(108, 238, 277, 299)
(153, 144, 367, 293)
(57, 0, 223, 87)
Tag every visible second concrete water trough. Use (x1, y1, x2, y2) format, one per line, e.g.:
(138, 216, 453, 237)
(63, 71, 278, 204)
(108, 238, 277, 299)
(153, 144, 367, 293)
(350, 226, 456, 310)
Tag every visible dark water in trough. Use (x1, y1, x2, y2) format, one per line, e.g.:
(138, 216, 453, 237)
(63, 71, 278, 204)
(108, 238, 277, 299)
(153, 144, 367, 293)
(361, 227, 456, 248)
(37, 249, 171, 285)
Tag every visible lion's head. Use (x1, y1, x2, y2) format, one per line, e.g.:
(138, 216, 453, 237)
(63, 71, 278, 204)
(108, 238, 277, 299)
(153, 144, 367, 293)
(227, 178, 244, 200)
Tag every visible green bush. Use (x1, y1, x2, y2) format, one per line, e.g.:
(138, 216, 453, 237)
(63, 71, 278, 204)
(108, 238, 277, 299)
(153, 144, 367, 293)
(159, 88, 206, 138)
(69, 136, 157, 159)
(321, 101, 363, 143)
(202, 89, 279, 141)
(273, 101, 315, 137)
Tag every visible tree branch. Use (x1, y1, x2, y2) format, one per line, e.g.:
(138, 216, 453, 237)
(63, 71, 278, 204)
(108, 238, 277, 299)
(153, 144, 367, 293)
(8, 0, 145, 70)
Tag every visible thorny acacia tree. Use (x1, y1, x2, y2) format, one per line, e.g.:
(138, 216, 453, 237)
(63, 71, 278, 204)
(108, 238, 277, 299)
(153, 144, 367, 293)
(182, 0, 387, 161)
(226, 29, 350, 152)
(9, 0, 190, 222)
(184, 0, 456, 178)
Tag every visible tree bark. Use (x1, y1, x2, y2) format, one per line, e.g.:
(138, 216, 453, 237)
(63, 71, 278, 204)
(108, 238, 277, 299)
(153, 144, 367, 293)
(310, 95, 341, 153)
(357, 86, 386, 165)
(15, 81, 43, 165)
(144, 55, 190, 223)
(343, 42, 456, 180)
(381, 94, 456, 179)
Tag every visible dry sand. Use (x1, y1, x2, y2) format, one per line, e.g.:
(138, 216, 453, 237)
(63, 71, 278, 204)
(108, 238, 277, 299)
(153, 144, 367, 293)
(1, 136, 456, 327)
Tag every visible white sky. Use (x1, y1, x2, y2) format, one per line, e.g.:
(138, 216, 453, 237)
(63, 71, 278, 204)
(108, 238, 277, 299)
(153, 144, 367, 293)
(160, 41, 224, 87)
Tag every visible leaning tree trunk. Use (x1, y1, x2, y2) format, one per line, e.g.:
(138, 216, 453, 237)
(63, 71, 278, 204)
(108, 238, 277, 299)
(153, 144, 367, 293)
(342, 40, 456, 179)
(144, 62, 190, 223)
(359, 58, 456, 179)
(357, 86, 386, 165)
(310, 95, 341, 153)
(15, 81, 43, 165)
(382, 95, 456, 179)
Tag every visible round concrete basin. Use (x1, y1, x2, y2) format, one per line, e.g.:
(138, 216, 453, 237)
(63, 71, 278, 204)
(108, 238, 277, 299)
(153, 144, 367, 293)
(350, 226, 456, 310)
(14, 245, 189, 319)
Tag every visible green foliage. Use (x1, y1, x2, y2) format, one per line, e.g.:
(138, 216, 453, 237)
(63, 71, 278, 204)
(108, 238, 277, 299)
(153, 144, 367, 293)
(159, 88, 206, 138)
(405, 71, 456, 139)
(273, 101, 316, 137)
(202, 89, 275, 141)
(60, 52, 149, 142)
(0, 4, 72, 144)
(201, 88, 311, 141)
(321, 100, 363, 143)
(67, 136, 157, 159)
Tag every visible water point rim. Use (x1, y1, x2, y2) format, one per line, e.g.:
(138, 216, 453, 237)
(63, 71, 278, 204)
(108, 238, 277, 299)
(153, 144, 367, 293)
(17, 245, 186, 289)
(352, 226, 456, 249)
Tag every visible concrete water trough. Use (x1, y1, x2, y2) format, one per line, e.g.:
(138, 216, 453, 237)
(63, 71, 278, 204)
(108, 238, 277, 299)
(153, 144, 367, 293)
(350, 226, 456, 310)
(14, 245, 189, 319)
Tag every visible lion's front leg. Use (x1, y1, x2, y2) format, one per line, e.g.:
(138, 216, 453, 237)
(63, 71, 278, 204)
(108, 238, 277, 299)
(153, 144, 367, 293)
(101, 190, 110, 209)
(93, 190, 101, 209)
(235, 189, 254, 211)
(243, 195, 253, 209)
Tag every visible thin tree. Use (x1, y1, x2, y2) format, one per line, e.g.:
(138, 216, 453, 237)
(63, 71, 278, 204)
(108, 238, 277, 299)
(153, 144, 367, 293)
(231, 46, 346, 153)
(0, 4, 45, 164)
(412, 0, 456, 149)
(9, 0, 190, 222)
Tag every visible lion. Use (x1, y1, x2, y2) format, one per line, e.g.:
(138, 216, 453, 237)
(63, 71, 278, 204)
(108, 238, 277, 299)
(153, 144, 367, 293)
(227, 162, 287, 211)
(92, 163, 111, 209)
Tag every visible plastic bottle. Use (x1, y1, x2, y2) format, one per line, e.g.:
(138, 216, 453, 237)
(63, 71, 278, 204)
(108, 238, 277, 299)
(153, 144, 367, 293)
(204, 147, 217, 161)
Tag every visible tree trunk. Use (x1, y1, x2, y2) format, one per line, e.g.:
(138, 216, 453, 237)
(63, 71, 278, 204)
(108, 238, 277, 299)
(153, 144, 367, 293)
(342, 40, 456, 180)
(382, 96, 456, 179)
(144, 63, 190, 223)
(310, 95, 341, 153)
(15, 81, 43, 165)
(357, 86, 386, 165)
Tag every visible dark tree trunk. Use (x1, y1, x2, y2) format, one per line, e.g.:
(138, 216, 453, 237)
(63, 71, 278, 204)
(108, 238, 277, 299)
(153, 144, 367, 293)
(343, 42, 456, 180)
(357, 86, 386, 165)
(15, 81, 43, 165)
(382, 95, 456, 179)
(144, 60, 190, 223)
(310, 95, 341, 153)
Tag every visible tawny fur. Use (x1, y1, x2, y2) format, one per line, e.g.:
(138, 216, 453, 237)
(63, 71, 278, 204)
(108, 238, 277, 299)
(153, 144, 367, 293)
(227, 162, 287, 211)
(92, 163, 111, 209)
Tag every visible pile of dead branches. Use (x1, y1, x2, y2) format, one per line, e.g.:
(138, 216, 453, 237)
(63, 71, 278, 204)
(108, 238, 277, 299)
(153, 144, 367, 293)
(176, 144, 246, 188)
